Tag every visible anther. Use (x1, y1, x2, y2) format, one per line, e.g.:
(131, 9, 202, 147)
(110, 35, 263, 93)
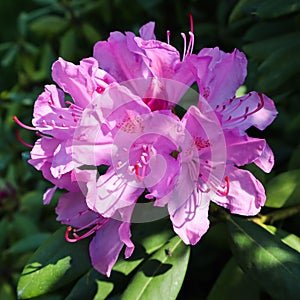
(167, 30, 170, 44)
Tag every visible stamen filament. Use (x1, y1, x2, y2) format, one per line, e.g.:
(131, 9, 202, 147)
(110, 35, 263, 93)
(187, 32, 194, 55)
(215, 176, 230, 196)
(15, 130, 34, 148)
(181, 33, 187, 60)
(189, 12, 194, 33)
(13, 116, 36, 131)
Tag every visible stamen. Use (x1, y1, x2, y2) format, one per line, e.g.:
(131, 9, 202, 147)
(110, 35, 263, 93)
(187, 31, 194, 55)
(15, 130, 34, 148)
(215, 176, 230, 197)
(189, 12, 194, 33)
(167, 30, 170, 44)
(65, 101, 83, 112)
(181, 33, 187, 60)
(13, 116, 36, 131)
(134, 163, 143, 182)
(65, 219, 106, 243)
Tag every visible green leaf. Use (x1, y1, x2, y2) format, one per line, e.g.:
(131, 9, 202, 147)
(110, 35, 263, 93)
(8, 233, 50, 254)
(59, 29, 77, 61)
(66, 269, 109, 300)
(261, 224, 300, 253)
(256, 0, 300, 19)
(82, 23, 101, 45)
(265, 169, 300, 208)
(207, 258, 260, 300)
(94, 280, 114, 300)
(228, 217, 300, 299)
(132, 219, 174, 255)
(229, 0, 261, 23)
(1, 44, 19, 67)
(0, 282, 15, 300)
(17, 227, 91, 299)
(243, 32, 300, 62)
(112, 219, 174, 277)
(256, 42, 300, 92)
(29, 15, 68, 36)
(121, 235, 190, 300)
(11, 213, 40, 238)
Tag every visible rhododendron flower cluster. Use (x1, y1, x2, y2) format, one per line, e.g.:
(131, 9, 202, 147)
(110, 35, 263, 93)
(15, 19, 277, 276)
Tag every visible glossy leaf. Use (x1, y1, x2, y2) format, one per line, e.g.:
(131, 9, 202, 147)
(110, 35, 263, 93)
(132, 219, 174, 255)
(243, 32, 300, 62)
(207, 258, 260, 300)
(228, 217, 300, 299)
(256, 43, 300, 92)
(256, 0, 300, 18)
(121, 236, 190, 300)
(265, 169, 300, 208)
(66, 269, 109, 300)
(94, 280, 114, 300)
(243, 19, 296, 42)
(262, 224, 300, 253)
(17, 227, 91, 299)
(229, 0, 261, 22)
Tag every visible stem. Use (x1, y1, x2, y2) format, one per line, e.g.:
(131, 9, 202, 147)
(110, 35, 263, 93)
(252, 204, 300, 225)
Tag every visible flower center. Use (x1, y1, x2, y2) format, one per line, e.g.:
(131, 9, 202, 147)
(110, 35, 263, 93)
(130, 144, 152, 182)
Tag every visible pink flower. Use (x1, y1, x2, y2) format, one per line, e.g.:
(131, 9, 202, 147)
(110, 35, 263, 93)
(14, 18, 278, 276)
(15, 57, 115, 203)
(72, 83, 183, 218)
(93, 22, 199, 111)
(166, 47, 278, 245)
(56, 186, 134, 277)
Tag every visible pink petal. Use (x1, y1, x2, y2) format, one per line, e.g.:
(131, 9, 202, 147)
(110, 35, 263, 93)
(225, 129, 267, 167)
(221, 92, 278, 131)
(51, 139, 73, 178)
(32, 85, 78, 138)
(94, 31, 150, 82)
(254, 142, 274, 173)
(119, 222, 135, 258)
(134, 37, 181, 79)
(169, 189, 210, 245)
(86, 167, 143, 218)
(139, 22, 156, 40)
(56, 191, 98, 228)
(89, 219, 133, 277)
(29, 137, 60, 171)
(52, 57, 100, 108)
(196, 47, 247, 106)
(43, 186, 57, 205)
(212, 166, 266, 216)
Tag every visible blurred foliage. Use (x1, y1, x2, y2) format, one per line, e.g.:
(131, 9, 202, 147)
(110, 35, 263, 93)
(1, 0, 300, 299)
